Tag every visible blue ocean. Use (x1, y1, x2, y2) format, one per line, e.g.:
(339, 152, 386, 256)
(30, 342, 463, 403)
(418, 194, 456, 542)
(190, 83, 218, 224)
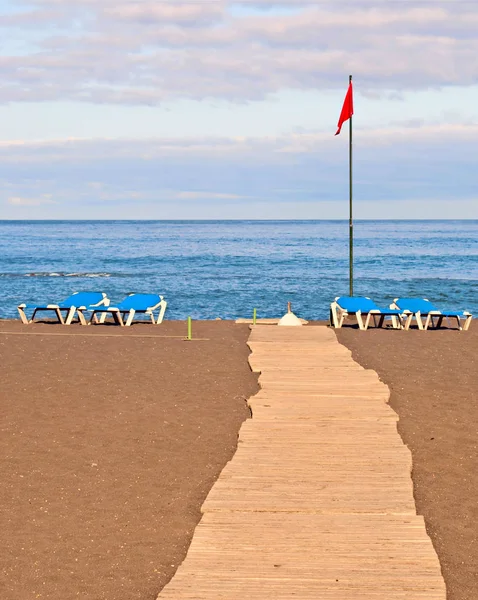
(0, 220, 476, 321)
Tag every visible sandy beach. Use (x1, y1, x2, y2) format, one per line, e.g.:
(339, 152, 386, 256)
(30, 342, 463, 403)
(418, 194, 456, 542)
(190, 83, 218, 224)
(1, 319, 477, 599)
(0, 321, 258, 600)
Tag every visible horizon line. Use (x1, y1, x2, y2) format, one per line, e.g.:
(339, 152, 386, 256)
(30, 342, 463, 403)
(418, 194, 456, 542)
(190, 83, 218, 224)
(0, 218, 477, 223)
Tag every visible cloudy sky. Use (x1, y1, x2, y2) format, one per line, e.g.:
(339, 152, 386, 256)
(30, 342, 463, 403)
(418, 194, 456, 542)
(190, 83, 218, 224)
(1, 0, 477, 219)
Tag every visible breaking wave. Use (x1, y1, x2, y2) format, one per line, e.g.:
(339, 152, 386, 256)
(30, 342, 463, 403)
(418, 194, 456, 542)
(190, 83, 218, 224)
(27, 272, 112, 278)
(0, 272, 112, 278)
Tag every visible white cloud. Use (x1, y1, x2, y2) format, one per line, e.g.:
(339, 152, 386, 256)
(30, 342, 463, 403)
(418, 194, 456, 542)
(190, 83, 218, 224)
(7, 194, 55, 206)
(0, 1, 477, 104)
(0, 122, 476, 162)
(0, 121, 476, 217)
(102, 2, 226, 25)
(175, 191, 249, 200)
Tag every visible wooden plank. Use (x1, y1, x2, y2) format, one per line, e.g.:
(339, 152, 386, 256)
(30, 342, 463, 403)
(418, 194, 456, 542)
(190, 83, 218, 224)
(157, 326, 445, 599)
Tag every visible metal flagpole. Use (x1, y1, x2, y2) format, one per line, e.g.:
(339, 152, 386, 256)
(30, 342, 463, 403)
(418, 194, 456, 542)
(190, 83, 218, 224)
(348, 74, 353, 297)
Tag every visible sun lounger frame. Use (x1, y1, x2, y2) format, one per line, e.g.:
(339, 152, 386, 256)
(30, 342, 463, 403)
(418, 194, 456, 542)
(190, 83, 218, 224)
(390, 298, 473, 331)
(79, 294, 167, 327)
(330, 296, 409, 331)
(18, 292, 109, 325)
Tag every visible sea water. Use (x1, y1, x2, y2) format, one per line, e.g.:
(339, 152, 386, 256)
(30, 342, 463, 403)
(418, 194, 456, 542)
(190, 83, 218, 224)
(0, 220, 476, 321)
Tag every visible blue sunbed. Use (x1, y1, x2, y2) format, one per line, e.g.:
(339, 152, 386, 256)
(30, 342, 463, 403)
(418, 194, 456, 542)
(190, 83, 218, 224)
(391, 298, 473, 331)
(17, 291, 109, 325)
(78, 293, 167, 326)
(330, 296, 407, 330)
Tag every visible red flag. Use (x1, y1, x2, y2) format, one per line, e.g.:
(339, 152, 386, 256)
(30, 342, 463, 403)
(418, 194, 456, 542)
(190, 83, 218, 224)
(335, 81, 354, 136)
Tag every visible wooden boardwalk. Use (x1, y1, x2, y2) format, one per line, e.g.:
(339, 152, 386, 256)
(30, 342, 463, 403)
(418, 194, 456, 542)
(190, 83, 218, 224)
(157, 326, 445, 599)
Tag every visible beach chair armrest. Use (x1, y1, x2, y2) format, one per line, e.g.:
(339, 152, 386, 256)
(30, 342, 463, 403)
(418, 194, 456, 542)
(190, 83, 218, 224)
(145, 298, 165, 311)
(88, 298, 110, 308)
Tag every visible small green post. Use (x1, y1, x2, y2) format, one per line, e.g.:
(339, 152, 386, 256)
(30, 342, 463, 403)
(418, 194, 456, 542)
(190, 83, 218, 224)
(253, 308, 257, 325)
(187, 316, 192, 340)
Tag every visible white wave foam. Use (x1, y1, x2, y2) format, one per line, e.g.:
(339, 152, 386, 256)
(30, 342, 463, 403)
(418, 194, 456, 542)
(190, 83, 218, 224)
(24, 272, 112, 278)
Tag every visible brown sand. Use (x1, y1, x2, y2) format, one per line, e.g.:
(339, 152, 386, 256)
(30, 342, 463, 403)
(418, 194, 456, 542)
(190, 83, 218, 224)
(3, 318, 477, 600)
(336, 325, 478, 600)
(0, 320, 258, 600)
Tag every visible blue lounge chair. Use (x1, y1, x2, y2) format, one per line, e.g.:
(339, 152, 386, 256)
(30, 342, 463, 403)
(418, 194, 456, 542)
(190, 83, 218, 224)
(17, 291, 109, 325)
(391, 298, 473, 331)
(79, 293, 167, 326)
(330, 296, 407, 330)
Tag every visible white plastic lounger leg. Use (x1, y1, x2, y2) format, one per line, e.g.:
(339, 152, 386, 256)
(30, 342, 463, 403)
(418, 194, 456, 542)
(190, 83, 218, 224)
(330, 302, 340, 328)
(331, 305, 347, 328)
(65, 306, 77, 325)
(356, 310, 366, 331)
(364, 311, 385, 330)
(124, 309, 135, 327)
(91, 310, 107, 325)
(113, 311, 124, 326)
(392, 315, 399, 330)
(364, 312, 373, 330)
(426, 311, 441, 330)
(390, 303, 404, 329)
(17, 306, 29, 325)
(155, 300, 167, 324)
(88, 311, 99, 324)
(402, 313, 412, 331)
(415, 311, 424, 330)
(55, 308, 65, 325)
(77, 309, 88, 326)
(125, 309, 136, 327)
(390, 315, 401, 330)
(463, 314, 473, 331)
